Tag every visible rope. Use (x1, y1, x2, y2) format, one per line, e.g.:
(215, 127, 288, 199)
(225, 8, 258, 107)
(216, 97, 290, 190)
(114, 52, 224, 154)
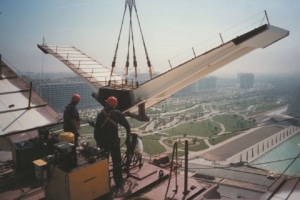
(125, 15, 131, 83)
(121, 134, 143, 177)
(129, 0, 138, 85)
(109, 1, 128, 86)
(110, 0, 154, 86)
(133, 0, 153, 79)
(125, 0, 138, 86)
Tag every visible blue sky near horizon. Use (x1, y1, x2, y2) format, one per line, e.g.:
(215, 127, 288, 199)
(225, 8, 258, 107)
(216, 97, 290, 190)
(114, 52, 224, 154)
(0, 0, 299, 78)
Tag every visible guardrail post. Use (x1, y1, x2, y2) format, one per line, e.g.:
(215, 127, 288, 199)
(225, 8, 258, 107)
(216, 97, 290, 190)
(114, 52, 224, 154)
(0, 54, 2, 80)
(28, 82, 32, 109)
(264, 10, 270, 25)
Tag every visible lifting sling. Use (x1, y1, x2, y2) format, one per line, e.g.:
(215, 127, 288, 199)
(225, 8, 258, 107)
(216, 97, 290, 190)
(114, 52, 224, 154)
(109, 0, 153, 87)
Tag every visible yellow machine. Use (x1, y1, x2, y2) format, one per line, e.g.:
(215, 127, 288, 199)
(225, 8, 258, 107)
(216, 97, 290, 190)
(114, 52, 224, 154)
(45, 158, 109, 200)
(59, 132, 75, 143)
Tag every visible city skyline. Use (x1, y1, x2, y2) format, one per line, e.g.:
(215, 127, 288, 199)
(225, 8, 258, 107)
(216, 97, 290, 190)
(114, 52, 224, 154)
(0, 0, 299, 79)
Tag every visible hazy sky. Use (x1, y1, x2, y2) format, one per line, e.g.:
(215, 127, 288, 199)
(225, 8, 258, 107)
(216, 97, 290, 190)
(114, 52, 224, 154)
(0, 0, 299, 78)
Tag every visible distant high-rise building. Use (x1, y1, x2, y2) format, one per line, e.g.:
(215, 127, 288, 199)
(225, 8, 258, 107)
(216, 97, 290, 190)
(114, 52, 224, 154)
(287, 85, 300, 117)
(197, 77, 217, 90)
(174, 82, 197, 96)
(35, 82, 99, 113)
(239, 73, 254, 89)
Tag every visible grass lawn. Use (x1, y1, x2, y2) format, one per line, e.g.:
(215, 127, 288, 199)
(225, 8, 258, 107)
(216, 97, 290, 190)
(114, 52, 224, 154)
(163, 137, 208, 151)
(188, 139, 209, 151)
(208, 132, 240, 145)
(79, 125, 94, 135)
(164, 119, 221, 137)
(212, 114, 255, 132)
(120, 135, 167, 156)
(167, 151, 185, 158)
(141, 135, 166, 155)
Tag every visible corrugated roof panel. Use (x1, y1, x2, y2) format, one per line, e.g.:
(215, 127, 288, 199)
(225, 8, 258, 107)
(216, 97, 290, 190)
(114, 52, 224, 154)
(1, 108, 59, 134)
(287, 178, 300, 200)
(0, 62, 60, 136)
(0, 79, 21, 93)
(0, 92, 31, 109)
(271, 178, 299, 200)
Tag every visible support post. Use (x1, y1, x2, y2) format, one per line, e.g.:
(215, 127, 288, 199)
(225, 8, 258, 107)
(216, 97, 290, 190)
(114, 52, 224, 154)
(183, 140, 189, 195)
(192, 47, 196, 58)
(168, 60, 172, 70)
(264, 10, 270, 25)
(0, 54, 2, 80)
(219, 33, 224, 44)
(28, 82, 32, 109)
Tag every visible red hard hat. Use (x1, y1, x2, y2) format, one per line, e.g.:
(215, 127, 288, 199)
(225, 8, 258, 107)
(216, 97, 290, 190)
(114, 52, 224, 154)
(71, 94, 81, 102)
(105, 96, 118, 108)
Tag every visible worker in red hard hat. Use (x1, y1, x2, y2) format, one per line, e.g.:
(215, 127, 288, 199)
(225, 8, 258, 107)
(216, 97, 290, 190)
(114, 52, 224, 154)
(94, 96, 131, 188)
(63, 94, 81, 147)
(71, 93, 81, 103)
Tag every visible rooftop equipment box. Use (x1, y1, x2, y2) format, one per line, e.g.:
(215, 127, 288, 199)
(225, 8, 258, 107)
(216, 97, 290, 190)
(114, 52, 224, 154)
(45, 158, 109, 200)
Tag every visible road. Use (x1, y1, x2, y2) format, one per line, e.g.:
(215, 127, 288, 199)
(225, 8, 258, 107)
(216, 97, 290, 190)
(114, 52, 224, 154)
(186, 163, 275, 190)
(200, 125, 284, 161)
(218, 184, 264, 199)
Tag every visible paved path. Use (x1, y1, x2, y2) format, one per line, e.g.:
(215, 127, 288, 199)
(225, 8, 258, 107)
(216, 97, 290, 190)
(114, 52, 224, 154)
(200, 125, 284, 161)
(158, 137, 173, 153)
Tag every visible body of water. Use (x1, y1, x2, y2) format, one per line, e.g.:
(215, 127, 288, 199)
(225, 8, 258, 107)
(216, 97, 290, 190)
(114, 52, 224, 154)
(250, 132, 300, 177)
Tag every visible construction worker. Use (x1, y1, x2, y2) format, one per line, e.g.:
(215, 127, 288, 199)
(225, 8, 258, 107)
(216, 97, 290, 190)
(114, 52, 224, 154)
(63, 94, 81, 147)
(94, 96, 131, 188)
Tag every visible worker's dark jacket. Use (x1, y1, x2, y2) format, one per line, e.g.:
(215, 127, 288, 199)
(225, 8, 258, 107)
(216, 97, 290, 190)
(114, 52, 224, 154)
(63, 102, 80, 136)
(94, 107, 130, 149)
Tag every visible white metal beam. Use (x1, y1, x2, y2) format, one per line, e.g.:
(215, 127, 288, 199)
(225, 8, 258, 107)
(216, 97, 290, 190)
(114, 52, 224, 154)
(38, 24, 289, 116)
(128, 24, 289, 113)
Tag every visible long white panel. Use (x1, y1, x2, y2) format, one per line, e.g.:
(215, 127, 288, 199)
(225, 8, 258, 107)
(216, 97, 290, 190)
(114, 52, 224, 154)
(37, 45, 124, 91)
(128, 24, 289, 113)
(38, 24, 289, 116)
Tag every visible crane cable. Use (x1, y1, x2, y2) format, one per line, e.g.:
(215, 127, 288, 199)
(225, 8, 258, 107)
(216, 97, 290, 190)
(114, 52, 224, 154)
(109, 0, 153, 86)
(125, 4, 131, 84)
(109, 1, 128, 86)
(127, 0, 138, 86)
(130, 2, 138, 87)
(132, 0, 153, 79)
